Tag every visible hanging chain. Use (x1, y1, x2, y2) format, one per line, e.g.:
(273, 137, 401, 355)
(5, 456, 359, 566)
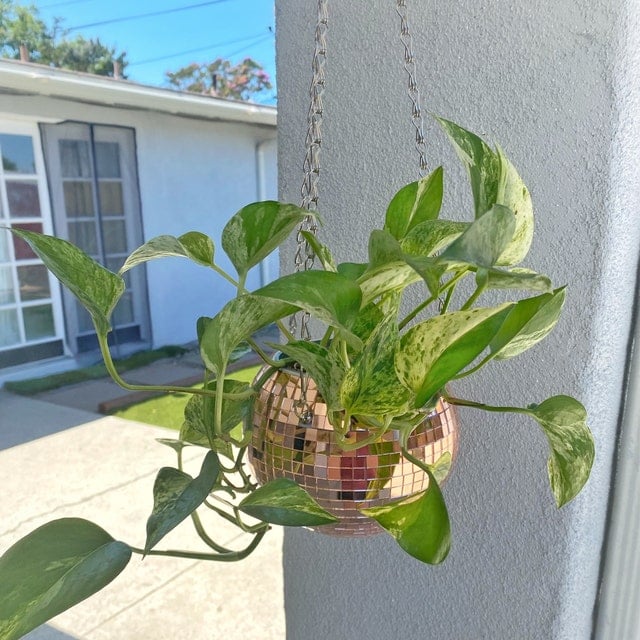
(396, 0, 429, 177)
(289, 0, 328, 423)
(289, 0, 328, 343)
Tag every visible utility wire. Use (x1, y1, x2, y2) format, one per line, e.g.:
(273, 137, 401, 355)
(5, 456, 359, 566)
(67, 0, 232, 31)
(39, 0, 97, 8)
(130, 31, 272, 67)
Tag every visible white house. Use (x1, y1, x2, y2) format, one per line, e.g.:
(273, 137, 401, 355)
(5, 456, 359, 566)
(0, 59, 277, 384)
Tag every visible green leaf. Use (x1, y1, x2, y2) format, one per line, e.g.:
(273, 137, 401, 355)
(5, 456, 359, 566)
(221, 201, 310, 278)
(384, 168, 444, 240)
(356, 232, 422, 304)
(402, 254, 447, 297)
(438, 205, 516, 268)
(337, 262, 367, 281)
(119, 231, 215, 273)
(527, 396, 594, 507)
(361, 471, 450, 564)
(396, 304, 512, 407)
(300, 230, 337, 272)
(239, 478, 339, 526)
(483, 267, 552, 293)
(340, 316, 410, 415)
(400, 219, 469, 257)
(436, 117, 534, 265)
(8, 228, 124, 334)
(145, 451, 220, 552)
(200, 295, 296, 375)
(489, 288, 566, 360)
(436, 116, 500, 219)
(254, 271, 363, 347)
(494, 146, 534, 265)
(351, 302, 385, 343)
(0, 518, 131, 640)
(275, 341, 346, 411)
(181, 379, 253, 450)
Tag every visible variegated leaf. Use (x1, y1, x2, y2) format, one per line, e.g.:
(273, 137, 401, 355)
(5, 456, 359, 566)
(396, 304, 512, 407)
(384, 167, 444, 240)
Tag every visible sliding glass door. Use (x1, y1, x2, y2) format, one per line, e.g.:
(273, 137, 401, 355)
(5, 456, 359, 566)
(41, 122, 149, 355)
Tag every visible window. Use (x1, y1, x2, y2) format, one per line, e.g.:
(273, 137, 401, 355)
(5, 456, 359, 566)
(41, 122, 149, 355)
(0, 128, 64, 368)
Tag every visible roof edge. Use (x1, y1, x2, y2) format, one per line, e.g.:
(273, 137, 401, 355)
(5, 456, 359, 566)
(0, 59, 277, 126)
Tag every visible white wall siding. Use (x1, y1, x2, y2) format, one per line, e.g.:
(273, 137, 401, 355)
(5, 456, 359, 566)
(0, 92, 276, 378)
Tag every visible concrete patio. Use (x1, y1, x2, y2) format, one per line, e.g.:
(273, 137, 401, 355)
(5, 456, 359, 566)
(0, 379, 285, 639)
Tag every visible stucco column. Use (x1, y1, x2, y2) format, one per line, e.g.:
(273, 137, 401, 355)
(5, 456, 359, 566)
(276, 2, 638, 638)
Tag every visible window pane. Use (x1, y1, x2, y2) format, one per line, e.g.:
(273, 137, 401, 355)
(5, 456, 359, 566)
(59, 140, 92, 178)
(23, 304, 55, 340)
(12, 223, 42, 260)
(0, 134, 35, 174)
(106, 255, 126, 275)
(113, 292, 134, 325)
(95, 142, 121, 178)
(7, 181, 41, 217)
(18, 265, 50, 301)
(98, 181, 124, 216)
(0, 308, 20, 347)
(68, 221, 98, 254)
(76, 302, 93, 333)
(63, 181, 95, 217)
(103, 219, 127, 254)
(0, 266, 15, 304)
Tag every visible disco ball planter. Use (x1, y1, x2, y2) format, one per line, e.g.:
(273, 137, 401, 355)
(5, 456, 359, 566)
(248, 366, 459, 536)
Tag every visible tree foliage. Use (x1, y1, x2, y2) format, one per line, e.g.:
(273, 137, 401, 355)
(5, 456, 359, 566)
(0, 0, 127, 77)
(165, 57, 272, 102)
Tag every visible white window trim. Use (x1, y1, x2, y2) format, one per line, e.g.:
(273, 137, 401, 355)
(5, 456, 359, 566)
(0, 119, 67, 358)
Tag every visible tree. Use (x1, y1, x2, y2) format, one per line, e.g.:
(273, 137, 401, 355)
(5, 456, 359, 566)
(0, 1, 128, 76)
(50, 37, 127, 77)
(165, 57, 272, 102)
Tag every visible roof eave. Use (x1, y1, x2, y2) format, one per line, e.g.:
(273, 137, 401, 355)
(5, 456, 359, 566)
(0, 59, 277, 127)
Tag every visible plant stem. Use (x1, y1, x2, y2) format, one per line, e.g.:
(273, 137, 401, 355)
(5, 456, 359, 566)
(398, 269, 467, 329)
(130, 528, 267, 562)
(211, 263, 241, 289)
(97, 333, 215, 397)
(246, 338, 281, 367)
(190, 510, 235, 554)
(276, 319, 296, 342)
(443, 394, 531, 416)
(460, 280, 487, 311)
(398, 294, 437, 330)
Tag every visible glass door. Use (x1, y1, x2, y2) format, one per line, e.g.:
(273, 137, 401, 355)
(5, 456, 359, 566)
(41, 122, 149, 355)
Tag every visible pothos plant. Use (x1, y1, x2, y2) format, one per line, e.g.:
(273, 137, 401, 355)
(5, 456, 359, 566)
(0, 117, 594, 639)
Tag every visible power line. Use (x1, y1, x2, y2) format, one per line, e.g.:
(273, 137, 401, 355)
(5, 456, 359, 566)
(67, 0, 232, 31)
(222, 34, 273, 60)
(38, 0, 98, 9)
(130, 31, 273, 67)
(38, 0, 93, 8)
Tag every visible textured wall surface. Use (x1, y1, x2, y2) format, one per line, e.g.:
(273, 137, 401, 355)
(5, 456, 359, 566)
(277, 1, 639, 638)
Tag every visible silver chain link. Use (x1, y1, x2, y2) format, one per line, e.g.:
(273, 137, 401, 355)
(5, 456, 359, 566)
(396, 0, 429, 177)
(290, 0, 328, 341)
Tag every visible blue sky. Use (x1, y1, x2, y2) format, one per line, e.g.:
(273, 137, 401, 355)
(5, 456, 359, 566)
(30, 0, 277, 103)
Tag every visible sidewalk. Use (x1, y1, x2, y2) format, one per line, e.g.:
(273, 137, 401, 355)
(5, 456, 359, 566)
(0, 345, 285, 639)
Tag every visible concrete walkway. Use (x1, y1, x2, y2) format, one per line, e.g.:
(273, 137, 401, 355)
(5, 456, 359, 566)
(0, 352, 285, 639)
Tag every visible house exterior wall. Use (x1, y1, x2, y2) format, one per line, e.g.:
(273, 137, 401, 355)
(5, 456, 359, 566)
(0, 93, 276, 381)
(277, 1, 638, 638)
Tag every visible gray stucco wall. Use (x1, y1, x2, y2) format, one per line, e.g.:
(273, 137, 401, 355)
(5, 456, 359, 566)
(277, 1, 640, 639)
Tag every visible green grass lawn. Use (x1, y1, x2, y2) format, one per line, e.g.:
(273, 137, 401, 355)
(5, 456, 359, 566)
(113, 366, 261, 430)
